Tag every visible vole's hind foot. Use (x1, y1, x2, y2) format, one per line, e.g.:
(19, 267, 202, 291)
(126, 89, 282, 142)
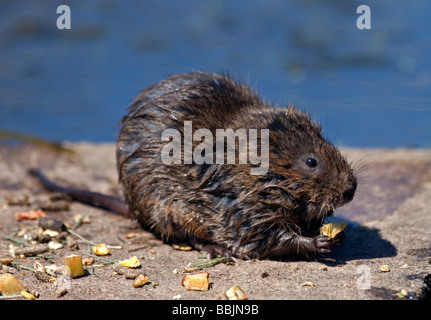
(189, 236, 235, 259)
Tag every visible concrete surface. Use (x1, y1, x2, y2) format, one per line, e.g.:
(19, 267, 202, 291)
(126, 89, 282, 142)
(0, 142, 430, 301)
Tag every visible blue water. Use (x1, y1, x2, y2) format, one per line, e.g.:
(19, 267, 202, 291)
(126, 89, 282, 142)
(1, 0, 430, 148)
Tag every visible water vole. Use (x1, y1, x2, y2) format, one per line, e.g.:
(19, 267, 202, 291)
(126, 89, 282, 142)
(31, 72, 357, 259)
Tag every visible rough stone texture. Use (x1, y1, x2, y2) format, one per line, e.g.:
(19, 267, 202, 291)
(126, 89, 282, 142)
(0, 142, 430, 300)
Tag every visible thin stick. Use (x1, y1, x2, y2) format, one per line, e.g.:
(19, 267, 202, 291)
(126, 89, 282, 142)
(182, 256, 233, 273)
(9, 262, 37, 272)
(67, 229, 122, 249)
(82, 252, 118, 264)
(1, 235, 30, 247)
(127, 245, 148, 252)
(71, 213, 87, 230)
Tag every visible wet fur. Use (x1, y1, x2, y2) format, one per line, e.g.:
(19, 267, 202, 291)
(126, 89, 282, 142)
(116, 72, 357, 259)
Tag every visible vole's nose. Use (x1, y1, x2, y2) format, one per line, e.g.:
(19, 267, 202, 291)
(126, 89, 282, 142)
(342, 176, 357, 203)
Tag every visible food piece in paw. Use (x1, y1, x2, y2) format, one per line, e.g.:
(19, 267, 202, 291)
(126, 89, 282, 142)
(319, 221, 346, 239)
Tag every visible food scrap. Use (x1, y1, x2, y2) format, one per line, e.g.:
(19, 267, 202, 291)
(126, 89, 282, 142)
(379, 265, 390, 272)
(125, 232, 137, 239)
(225, 285, 248, 300)
(14, 210, 45, 221)
(21, 291, 36, 300)
(0, 273, 28, 296)
(92, 243, 110, 256)
(56, 287, 67, 298)
(172, 243, 193, 251)
(62, 255, 85, 278)
(301, 281, 315, 288)
(119, 256, 141, 268)
(48, 241, 64, 250)
(182, 272, 210, 291)
(82, 257, 94, 266)
(73, 213, 91, 225)
(133, 274, 150, 287)
(319, 221, 346, 239)
(394, 289, 408, 299)
(0, 257, 13, 265)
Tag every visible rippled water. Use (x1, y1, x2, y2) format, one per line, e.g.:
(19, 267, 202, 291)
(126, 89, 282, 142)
(1, 0, 430, 147)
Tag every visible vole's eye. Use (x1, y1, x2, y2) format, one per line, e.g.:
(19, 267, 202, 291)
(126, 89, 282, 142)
(306, 157, 318, 168)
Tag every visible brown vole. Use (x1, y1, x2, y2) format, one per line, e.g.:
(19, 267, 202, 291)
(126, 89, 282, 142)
(30, 72, 357, 259)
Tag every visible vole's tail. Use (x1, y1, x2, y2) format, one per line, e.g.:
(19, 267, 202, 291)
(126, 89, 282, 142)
(28, 169, 130, 218)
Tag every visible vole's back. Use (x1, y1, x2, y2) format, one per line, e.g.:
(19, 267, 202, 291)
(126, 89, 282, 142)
(116, 72, 262, 239)
(116, 72, 357, 259)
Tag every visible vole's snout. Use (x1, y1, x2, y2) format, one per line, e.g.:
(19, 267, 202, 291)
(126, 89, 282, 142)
(342, 176, 357, 204)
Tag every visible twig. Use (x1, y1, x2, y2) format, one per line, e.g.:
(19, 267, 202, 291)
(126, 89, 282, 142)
(14, 244, 49, 257)
(127, 245, 148, 252)
(10, 262, 37, 273)
(67, 229, 122, 249)
(82, 252, 118, 264)
(88, 266, 107, 279)
(182, 256, 233, 273)
(1, 235, 30, 247)
(71, 213, 87, 230)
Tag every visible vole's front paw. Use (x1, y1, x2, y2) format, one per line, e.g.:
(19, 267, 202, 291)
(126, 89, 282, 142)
(312, 235, 334, 253)
(332, 231, 345, 246)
